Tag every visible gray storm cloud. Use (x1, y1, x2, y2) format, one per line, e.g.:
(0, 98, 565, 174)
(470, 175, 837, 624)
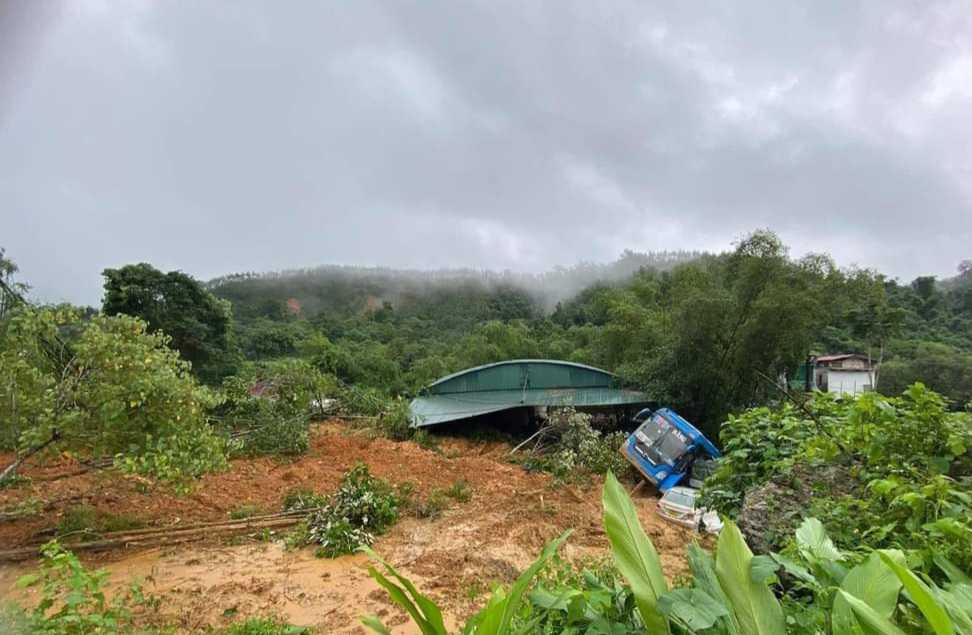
(1, 0, 971, 304)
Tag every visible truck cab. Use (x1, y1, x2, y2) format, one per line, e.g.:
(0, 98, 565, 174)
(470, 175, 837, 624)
(621, 407, 720, 492)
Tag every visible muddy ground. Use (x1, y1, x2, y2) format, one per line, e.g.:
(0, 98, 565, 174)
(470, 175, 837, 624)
(0, 420, 700, 633)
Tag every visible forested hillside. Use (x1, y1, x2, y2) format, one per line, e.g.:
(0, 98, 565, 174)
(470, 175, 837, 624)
(202, 231, 972, 437)
(205, 249, 702, 317)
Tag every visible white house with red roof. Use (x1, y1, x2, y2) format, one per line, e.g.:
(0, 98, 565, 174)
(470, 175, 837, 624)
(812, 353, 875, 396)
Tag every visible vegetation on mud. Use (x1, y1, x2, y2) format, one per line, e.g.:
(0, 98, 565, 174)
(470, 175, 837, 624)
(514, 407, 632, 482)
(286, 463, 401, 558)
(702, 383, 972, 572)
(6, 541, 164, 635)
(363, 472, 972, 635)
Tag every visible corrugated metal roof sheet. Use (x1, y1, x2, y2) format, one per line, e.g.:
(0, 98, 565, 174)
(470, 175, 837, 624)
(814, 353, 870, 363)
(409, 359, 650, 427)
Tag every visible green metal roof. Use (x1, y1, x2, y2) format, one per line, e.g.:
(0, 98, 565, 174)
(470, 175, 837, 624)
(409, 359, 650, 427)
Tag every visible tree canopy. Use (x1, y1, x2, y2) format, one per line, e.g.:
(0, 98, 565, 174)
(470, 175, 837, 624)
(102, 263, 237, 383)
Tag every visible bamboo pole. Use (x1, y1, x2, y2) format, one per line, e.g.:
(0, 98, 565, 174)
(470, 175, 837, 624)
(0, 507, 329, 562)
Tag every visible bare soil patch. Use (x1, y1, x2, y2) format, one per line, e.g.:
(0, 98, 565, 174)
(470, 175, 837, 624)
(0, 419, 699, 633)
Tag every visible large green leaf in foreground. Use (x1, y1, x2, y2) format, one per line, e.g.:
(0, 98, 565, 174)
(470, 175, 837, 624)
(467, 530, 571, 635)
(360, 546, 448, 635)
(880, 552, 955, 635)
(714, 520, 785, 635)
(602, 471, 670, 635)
(832, 551, 904, 635)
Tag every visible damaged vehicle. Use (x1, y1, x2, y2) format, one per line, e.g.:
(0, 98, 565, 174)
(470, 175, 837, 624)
(620, 407, 721, 492)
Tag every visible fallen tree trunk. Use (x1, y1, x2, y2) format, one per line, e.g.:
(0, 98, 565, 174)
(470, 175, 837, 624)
(0, 431, 60, 483)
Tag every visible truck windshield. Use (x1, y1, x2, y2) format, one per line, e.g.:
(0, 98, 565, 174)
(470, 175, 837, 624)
(634, 413, 691, 466)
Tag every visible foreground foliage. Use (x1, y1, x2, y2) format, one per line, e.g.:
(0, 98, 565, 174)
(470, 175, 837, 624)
(702, 384, 972, 570)
(11, 541, 161, 635)
(363, 472, 972, 635)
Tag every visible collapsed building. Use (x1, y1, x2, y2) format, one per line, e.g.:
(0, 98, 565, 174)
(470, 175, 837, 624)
(408, 359, 651, 429)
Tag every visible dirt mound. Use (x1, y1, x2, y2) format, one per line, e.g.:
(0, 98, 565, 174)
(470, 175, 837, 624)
(0, 419, 699, 633)
(736, 462, 858, 553)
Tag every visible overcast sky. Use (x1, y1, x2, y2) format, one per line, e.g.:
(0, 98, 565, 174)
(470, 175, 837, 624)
(2, 1, 971, 305)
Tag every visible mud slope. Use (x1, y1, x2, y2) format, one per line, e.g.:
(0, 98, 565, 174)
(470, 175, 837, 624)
(0, 420, 698, 633)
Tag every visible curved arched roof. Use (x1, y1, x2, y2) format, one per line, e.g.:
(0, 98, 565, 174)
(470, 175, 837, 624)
(410, 358, 650, 427)
(426, 359, 617, 395)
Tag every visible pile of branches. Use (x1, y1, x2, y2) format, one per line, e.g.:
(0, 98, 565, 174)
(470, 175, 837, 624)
(510, 408, 631, 480)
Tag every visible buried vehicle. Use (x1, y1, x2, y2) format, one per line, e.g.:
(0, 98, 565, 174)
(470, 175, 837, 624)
(656, 485, 724, 533)
(657, 486, 702, 529)
(621, 407, 721, 492)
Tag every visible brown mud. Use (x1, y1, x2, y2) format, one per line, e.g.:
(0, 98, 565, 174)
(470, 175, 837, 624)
(0, 420, 699, 633)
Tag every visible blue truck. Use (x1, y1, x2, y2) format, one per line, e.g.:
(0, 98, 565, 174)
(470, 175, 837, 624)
(621, 407, 721, 492)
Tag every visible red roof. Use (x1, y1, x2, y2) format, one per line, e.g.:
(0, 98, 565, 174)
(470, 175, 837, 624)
(814, 353, 870, 363)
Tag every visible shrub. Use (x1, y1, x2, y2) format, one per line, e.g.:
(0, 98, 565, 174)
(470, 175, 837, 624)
(224, 616, 309, 635)
(13, 541, 158, 634)
(217, 360, 333, 457)
(303, 464, 400, 557)
(702, 384, 972, 569)
(1, 307, 228, 484)
(236, 411, 309, 457)
(699, 402, 818, 515)
(281, 488, 329, 512)
(335, 384, 387, 417)
(372, 398, 412, 441)
(520, 408, 631, 481)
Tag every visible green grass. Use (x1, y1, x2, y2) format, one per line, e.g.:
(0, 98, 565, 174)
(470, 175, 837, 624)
(224, 616, 311, 634)
(413, 491, 449, 519)
(229, 504, 261, 520)
(57, 505, 147, 537)
(444, 479, 472, 503)
(98, 512, 146, 532)
(56, 505, 99, 536)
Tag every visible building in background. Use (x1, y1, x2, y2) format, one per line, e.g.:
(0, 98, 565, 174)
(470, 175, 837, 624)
(811, 353, 875, 396)
(790, 353, 877, 396)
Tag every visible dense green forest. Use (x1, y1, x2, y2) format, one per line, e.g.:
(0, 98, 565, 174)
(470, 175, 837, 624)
(199, 231, 972, 437)
(6, 232, 972, 443)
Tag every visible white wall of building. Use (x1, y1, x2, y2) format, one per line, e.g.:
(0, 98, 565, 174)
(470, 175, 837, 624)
(825, 370, 873, 395)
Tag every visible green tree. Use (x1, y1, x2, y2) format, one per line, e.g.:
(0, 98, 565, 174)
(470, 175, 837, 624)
(0, 247, 29, 321)
(102, 263, 238, 383)
(601, 231, 830, 436)
(1, 306, 226, 482)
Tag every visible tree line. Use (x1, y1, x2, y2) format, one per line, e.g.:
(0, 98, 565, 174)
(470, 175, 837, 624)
(2, 229, 972, 473)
